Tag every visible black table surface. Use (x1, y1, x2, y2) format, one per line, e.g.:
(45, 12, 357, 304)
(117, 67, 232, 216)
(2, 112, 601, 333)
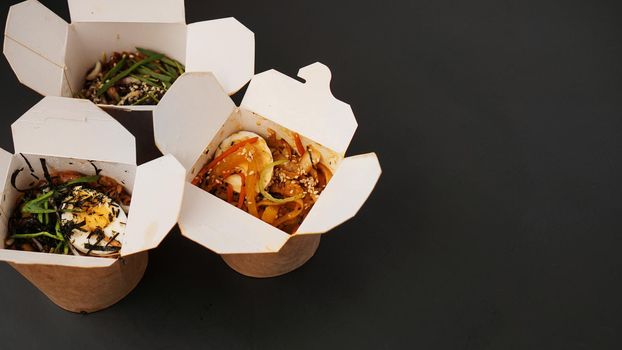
(1, 0, 621, 349)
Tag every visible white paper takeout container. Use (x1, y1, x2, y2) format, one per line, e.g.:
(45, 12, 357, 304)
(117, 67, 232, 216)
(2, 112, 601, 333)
(153, 62, 382, 277)
(3, 0, 254, 111)
(0, 96, 185, 312)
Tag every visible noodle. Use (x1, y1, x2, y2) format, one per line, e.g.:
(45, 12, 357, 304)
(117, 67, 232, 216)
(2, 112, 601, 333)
(194, 130, 333, 234)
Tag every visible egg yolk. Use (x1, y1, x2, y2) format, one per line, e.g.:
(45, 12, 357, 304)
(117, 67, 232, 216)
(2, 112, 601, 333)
(73, 202, 112, 232)
(63, 188, 114, 232)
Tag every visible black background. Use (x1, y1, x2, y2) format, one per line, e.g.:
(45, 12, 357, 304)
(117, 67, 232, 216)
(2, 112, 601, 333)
(1, 0, 621, 349)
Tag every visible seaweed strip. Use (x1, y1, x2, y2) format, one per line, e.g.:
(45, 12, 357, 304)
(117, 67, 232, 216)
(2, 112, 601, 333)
(88, 160, 102, 175)
(83, 244, 120, 252)
(39, 159, 52, 185)
(10, 168, 27, 192)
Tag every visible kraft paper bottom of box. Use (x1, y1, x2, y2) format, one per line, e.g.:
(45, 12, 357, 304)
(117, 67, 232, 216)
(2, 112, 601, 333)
(221, 234, 321, 278)
(9, 252, 148, 313)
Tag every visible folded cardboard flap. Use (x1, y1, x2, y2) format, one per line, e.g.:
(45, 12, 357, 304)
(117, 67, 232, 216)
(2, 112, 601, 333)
(179, 183, 290, 254)
(0, 149, 11, 226)
(153, 72, 236, 170)
(0, 207, 7, 249)
(3, 39, 67, 97)
(0, 148, 11, 195)
(68, 0, 185, 23)
(4, 0, 68, 66)
(241, 62, 358, 155)
(0, 249, 115, 268)
(121, 154, 186, 256)
(4, 0, 69, 96)
(297, 153, 382, 235)
(186, 18, 255, 95)
(11, 97, 136, 165)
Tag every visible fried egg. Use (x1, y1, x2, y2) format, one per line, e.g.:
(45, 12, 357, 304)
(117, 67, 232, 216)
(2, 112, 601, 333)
(215, 131, 273, 192)
(60, 186, 126, 256)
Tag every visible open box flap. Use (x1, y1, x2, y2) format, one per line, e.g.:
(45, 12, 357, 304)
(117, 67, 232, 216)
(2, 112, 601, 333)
(179, 183, 290, 254)
(0, 148, 11, 198)
(0, 249, 115, 268)
(297, 152, 381, 235)
(68, 0, 185, 23)
(153, 72, 236, 170)
(241, 63, 357, 155)
(121, 154, 185, 256)
(11, 97, 136, 165)
(186, 17, 254, 95)
(3, 0, 68, 96)
(0, 148, 11, 220)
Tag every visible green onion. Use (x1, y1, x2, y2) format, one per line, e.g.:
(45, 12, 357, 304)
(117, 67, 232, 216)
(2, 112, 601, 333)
(11, 231, 63, 241)
(148, 92, 160, 103)
(136, 47, 184, 74)
(43, 201, 49, 225)
(22, 190, 55, 214)
(136, 47, 160, 57)
(153, 62, 171, 76)
(137, 67, 172, 82)
(96, 54, 164, 97)
(132, 94, 152, 106)
(54, 240, 63, 253)
(173, 60, 185, 75)
(164, 64, 179, 79)
(100, 56, 127, 85)
(65, 175, 100, 186)
(54, 220, 64, 241)
(131, 74, 159, 87)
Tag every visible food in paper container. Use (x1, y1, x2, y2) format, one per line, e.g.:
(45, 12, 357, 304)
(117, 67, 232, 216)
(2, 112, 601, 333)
(192, 130, 335, 234)
(0, 96, 186, 312)
(4, 0, 255, 111)
(5, 163, 131, 258)
(152, 64, 381, 271)
(76, 48, 185, 106)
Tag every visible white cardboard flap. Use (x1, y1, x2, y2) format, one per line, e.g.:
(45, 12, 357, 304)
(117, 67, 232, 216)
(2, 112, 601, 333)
(153, 72, 236, 170)
(0, 203, 7, 248)
(3, 0, 68, 96)
(179, 183, 290, 254)
(0, 149, 11, 199)
(121, 154, 185, 256)
(241, 63, 357, 155)
(0, 148, 12, 224)
(297, 152, 381, 235)
(11, 97, 136, 165)
(68, 0, 185, 23)
(0, 249, 115, 268)
(186, 18, 255, 95)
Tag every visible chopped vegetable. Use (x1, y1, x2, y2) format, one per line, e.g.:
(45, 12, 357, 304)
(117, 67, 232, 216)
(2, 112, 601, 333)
(76, 48, 185, 106)
(294, 132, 306, 156)
(193, 130, 334, 234)
(191, 137, 259, 185)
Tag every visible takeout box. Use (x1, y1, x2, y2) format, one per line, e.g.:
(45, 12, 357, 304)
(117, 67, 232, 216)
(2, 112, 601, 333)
(3, 0, 254, 111)
(0, 96, 185, 312)
(153, 63, 382, 277)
